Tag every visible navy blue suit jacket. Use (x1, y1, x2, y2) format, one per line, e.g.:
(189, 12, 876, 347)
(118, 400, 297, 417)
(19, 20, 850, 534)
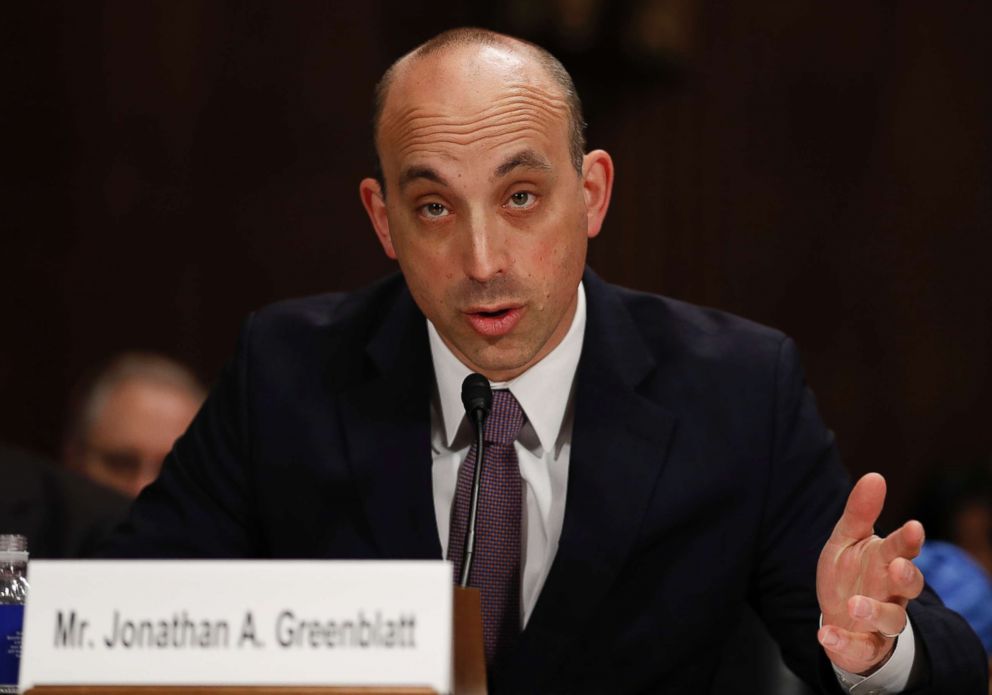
(104, 270, 986, 693)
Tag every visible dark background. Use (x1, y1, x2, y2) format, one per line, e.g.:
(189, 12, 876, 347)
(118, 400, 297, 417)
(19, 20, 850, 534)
(2, 0, 990, 527)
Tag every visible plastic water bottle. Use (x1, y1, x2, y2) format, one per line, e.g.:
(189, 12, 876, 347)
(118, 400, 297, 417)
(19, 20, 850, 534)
(0, 535, 28, 694)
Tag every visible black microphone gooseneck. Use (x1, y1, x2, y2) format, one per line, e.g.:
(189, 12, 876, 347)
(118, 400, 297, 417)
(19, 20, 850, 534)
(458, 372, 492, 587)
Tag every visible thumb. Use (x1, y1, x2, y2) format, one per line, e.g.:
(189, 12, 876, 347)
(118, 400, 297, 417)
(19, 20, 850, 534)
(831, 473, 886, 544)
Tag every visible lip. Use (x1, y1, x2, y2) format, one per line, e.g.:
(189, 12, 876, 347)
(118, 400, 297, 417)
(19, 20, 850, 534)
(463, 305, 524, 338)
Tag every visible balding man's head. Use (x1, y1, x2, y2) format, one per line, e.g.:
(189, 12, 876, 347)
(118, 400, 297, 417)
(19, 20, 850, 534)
(358, 28, 614, 382)
(372, 28, 586, 188)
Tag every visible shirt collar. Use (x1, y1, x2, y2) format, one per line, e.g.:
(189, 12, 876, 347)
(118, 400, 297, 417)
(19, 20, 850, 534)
(428, 282, 586, 455)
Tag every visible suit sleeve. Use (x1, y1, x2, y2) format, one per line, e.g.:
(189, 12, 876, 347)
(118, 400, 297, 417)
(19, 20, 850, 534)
(98, 314, 263, 558)
(750, 337, 987, 694)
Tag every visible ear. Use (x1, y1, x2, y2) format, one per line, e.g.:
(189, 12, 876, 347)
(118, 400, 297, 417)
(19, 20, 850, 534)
(580, 149, 614, 239)
(359, 177, 397, 259)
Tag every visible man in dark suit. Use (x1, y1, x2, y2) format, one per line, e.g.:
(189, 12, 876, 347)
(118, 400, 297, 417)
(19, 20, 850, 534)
(104, 28, 987, 693)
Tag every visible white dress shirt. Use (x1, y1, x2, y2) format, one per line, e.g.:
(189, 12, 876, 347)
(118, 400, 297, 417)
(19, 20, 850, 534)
(425, 281, 916, 693)
(429, 283, 585, 625)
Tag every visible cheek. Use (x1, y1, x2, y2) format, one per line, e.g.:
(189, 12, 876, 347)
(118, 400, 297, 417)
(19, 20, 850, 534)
(398, 245, 460, 318)
(529, 235, 583, 308)
(392, 226, 447, 280)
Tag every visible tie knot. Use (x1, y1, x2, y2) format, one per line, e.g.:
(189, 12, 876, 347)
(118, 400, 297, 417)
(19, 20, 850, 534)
(483, 390, 526, 446)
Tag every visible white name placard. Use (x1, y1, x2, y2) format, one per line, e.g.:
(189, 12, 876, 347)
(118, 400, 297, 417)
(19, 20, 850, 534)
(20, 560, 452, 693)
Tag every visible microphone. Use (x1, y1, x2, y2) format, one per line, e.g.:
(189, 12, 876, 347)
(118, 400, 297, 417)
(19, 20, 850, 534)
(458, 373, 492, 587)
(461, 373, 492, 421)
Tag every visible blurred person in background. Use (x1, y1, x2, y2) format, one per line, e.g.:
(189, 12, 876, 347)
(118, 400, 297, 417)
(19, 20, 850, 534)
(914, 540, 992, 693)
(0, 443, 129, 558)
(63, 352, 206, 498)
(913, 462, 992, 692)
(914, 462, 992, 579)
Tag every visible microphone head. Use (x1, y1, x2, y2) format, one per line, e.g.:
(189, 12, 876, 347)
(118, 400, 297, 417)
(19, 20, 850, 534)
(461, 373, 492, 419)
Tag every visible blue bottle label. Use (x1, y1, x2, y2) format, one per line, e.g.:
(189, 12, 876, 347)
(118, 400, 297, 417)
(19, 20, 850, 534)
(0, 605, 24, 686)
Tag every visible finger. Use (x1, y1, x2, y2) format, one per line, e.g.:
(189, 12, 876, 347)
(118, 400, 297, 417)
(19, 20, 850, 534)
(888, 557, 925, 599)
(849, 595, 908, 637)
(819, 624, 891, 670)
(878, 520, 925, 564)
(831, 473, 886, 544)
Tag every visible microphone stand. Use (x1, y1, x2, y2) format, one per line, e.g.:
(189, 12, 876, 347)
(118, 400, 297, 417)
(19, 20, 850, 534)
(453, 373, 492, 693)
(461, 406, 486, 587)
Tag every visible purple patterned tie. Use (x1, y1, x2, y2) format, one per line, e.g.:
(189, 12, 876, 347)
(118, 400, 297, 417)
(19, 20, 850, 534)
(448, 389, 526, 668)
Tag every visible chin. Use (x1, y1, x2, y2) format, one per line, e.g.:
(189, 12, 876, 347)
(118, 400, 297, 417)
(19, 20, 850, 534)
(468, 348, 537, 381)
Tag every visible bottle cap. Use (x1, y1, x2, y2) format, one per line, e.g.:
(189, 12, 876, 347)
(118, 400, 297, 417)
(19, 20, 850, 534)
(0, 534, 28, 562)
(0, 535, 27, 552)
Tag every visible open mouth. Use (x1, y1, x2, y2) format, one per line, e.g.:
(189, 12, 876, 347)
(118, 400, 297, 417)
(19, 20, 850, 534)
(476, 308, 511, 319)
(464, 305, 523, 337)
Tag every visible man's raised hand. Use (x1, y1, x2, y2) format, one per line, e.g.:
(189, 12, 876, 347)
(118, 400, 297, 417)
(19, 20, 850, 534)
(816, 473, 926, 674)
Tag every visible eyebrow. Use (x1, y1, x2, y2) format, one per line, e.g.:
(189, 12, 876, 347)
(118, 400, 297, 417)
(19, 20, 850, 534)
(493, 149, 552, 179)
(398, 165, 449, 191)
(396, 148, 552, 191)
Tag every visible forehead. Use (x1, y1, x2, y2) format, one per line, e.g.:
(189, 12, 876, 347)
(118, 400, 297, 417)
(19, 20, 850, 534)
(377, 44, 572, 174)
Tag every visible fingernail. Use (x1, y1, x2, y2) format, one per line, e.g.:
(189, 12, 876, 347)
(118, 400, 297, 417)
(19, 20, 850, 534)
(821, 629, 839, 648)
(852, 597, 871, 618)
(902, 561, 914, 582)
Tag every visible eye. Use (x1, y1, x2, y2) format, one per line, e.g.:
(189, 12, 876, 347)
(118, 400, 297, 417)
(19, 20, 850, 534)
(506, 191, 537, 209)
(420, 202, 450, 219)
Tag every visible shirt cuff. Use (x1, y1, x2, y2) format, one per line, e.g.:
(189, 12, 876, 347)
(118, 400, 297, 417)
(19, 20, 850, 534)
(830, 616, 918, 694)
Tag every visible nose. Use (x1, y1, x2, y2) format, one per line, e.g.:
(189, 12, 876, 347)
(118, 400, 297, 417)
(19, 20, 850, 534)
(462, 211, 507, 283)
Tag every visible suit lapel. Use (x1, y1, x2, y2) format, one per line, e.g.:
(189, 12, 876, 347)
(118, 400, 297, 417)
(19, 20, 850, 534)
(334, 285, 443, 560)
(332, 272, 680, 685)
(498, 271, 678, 688)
